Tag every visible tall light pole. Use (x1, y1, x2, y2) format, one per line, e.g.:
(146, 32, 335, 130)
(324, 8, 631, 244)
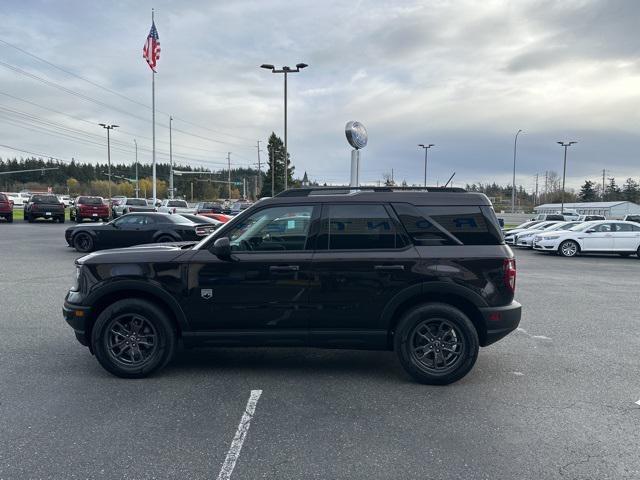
(557, 141, 577, 214)
(98, 123, 119, 203)
(133, 139, 139, 198)
(418, 143, 434, 187)
(169, 115, 174, 199)
(512, 129, 523, 213)
(260, 62, 308, 191)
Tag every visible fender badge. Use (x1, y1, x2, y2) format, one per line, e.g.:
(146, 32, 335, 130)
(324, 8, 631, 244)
(201, 289, 213, 300)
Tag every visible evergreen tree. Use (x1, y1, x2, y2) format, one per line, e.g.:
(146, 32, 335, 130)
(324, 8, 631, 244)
(578, 180, 597, 201)
(604, 177, 622, 201)
(622, 178, 639, 203)
(260, 133, 293, 197)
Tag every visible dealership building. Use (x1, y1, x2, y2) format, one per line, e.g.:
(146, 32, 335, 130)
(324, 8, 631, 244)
(534, 201, 640, 218)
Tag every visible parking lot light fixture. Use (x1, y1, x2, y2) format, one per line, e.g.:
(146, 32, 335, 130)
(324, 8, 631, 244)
(557, 141, 577, 214)
(418, 143, 435, 187)
(260, 62, 308, 191)
(99, 123, 119, 204)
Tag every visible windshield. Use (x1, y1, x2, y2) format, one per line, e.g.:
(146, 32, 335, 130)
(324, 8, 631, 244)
(127, 198, 147, 206)
(167, 200, 188, 207)
(569, 222, 598, 232)
(31, 195, 59, 203)
(78, 196, 103, 205)
(516, 221, 538, 229)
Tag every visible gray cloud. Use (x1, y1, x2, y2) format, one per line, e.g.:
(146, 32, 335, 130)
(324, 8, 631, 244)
(0, 0, 638, 192)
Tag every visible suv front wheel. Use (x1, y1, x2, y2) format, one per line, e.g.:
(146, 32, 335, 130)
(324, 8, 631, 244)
(394, 303, 479, 385)
(91, 299, 176, 378)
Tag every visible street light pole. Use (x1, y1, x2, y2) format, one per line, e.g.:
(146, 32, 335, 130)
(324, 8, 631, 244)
(260, 62, 308, 191)
(418, 143, 435, 187)
(512, 129, 523, 213)
(99, 123, 119, 204)
(134, 139, 139, 197)
(169, 115, 174, 199)
(557, 141, 577, 214)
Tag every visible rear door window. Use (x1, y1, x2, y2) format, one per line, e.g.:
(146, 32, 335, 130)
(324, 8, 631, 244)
(393, 204, 503, 246)
(318, 204, 402, 250)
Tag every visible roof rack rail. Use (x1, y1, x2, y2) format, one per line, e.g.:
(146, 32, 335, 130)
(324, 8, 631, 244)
(275, 186, 467, 197)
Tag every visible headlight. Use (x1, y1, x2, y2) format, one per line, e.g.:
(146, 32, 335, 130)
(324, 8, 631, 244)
(542, 235, 559, 240)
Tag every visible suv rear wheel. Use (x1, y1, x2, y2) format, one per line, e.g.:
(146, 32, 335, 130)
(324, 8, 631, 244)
(394, 303, 479, 385)
(91, 299, 176, 378)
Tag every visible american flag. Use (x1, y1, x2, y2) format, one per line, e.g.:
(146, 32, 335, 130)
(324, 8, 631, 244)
(143, 21, 161, 71)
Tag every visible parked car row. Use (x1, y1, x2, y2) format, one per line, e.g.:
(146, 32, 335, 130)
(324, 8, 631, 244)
(505, 219, 640, 258)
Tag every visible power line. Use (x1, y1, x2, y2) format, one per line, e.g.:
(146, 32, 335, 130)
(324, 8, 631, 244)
(0, 37, 257, 143)
(0, 59, 255, 150)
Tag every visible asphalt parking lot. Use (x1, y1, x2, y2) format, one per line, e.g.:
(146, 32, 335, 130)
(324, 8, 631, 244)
(1, 222, 639, 479)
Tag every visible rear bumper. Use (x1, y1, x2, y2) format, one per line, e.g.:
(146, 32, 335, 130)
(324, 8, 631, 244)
(478, 301, 521, 346)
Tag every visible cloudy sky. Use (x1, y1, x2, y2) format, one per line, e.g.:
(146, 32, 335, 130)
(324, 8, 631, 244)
(1, 0, 638, 191)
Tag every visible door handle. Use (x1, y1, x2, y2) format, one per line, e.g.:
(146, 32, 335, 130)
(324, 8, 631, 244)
(269, 265, 300, 272)
(374, 265, 405, 271)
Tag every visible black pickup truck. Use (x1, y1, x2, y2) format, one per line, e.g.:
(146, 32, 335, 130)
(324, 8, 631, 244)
(24, 194, 65, 223)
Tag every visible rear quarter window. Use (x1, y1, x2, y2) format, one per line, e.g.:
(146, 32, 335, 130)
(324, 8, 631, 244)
(393, 204, 504, 246)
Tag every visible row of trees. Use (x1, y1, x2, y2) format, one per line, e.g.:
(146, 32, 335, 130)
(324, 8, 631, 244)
(578, 178, 640, 203)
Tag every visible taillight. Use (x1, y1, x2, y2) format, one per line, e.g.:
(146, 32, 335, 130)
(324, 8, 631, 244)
(503, 258, 516, 293)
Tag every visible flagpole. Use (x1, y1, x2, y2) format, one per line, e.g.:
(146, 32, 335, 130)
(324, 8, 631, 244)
(151, 9, 157, 203)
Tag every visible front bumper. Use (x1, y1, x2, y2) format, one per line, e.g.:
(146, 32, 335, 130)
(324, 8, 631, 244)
(533, 239, 560, 251)
(516, 237, 534, 248)
(63, 301, 91, 346)
(478, 301, 522, 346)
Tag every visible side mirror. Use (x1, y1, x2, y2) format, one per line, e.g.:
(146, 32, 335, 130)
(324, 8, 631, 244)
(212, 237, 232, 259)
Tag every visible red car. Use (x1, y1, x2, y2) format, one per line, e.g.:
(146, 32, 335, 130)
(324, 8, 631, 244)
(0, 193, 13, 222)
(71, 196, 110, 222)
(198, 212, 231, 223)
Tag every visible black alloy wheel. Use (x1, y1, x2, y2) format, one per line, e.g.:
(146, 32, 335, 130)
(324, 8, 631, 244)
(91, 299, 176, 378)
(394, 303, 479, 385)
(155, 235, 175, 243)
(73, 232, 94, 252)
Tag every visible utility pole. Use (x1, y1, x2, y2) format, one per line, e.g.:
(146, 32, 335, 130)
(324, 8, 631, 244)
(256, 140, 262, 194)
(227, 152, 232, 199)
(243, 177, 246, 199)
(134, 139, 139, 197)
(512, 129, 523, 213)
(557, 141, 577, 214)
(534, 173, 539, 206)
(270, 144, 275, 197)
(99, 123, 119, 204)
(169, 115, 174, 199)
(602, 169, 606, 199)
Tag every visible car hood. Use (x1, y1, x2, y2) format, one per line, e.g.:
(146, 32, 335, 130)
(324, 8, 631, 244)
(77, 241, 197, 265)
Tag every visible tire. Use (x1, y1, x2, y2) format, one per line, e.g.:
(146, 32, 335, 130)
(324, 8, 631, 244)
(6, 214, 12, 223)
(75, 214, 81, 223)
(27, 214, 34, 223)
(155, 235, 175, 243)
(394, 303, 479, 385)
(73, 232, 95, 253)
(619, 253, 631, 258)
(91, 298, 176, 378)
(558, 240, 579, 257)
(58, 216, 65, 224)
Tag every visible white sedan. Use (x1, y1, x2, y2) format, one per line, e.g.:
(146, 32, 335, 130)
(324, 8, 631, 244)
(533, 220, 640, 257)
(515, 221, 581, 248)
(505, 221, 559, 245)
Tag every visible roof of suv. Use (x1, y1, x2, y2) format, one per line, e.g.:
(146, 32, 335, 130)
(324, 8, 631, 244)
(265, 187, 491, 207)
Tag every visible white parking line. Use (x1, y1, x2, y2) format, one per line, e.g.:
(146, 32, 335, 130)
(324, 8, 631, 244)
(635, 399, 640, 406)
(216, 389, 263, 480)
